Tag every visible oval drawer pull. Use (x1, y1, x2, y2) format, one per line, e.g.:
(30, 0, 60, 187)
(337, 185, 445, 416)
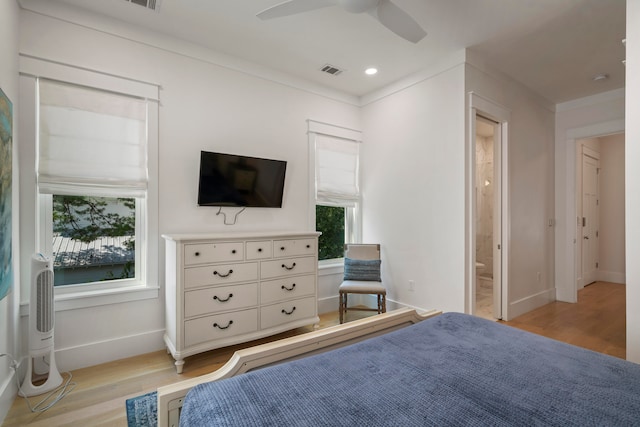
(281, 284, 296, 291)
(212, 320, 233, 330)
(213, 269, 233, 277)
(194, 252, 200, 256)
(213, 293, 233, 302)
(281, 307, 296, 315)
(306, 244, 310, 248)
(231, 249, 237, 254)
(258, 248, 263, 252)
(281, 262, 296, 270)
(280, 246, 285, 251)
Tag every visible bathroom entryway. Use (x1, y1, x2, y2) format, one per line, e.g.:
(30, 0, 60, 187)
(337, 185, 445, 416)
(469, 93, 508, 321)
(475, 116, 500, 320)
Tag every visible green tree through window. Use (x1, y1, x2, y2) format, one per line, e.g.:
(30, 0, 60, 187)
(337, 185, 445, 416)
(316, 205, 345, 260)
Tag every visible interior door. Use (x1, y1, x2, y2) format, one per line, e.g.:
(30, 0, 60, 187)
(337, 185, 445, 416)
(581, 153, 599, 286)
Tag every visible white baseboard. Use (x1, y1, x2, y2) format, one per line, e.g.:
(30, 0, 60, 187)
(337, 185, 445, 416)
(317, 295, 339, 315)
(55, 329, 165, 372)
(319, 294, 431, 316)
(508, 288, 556, 320)
(596, 270, 626, 284)
(0, 368, 17, 425)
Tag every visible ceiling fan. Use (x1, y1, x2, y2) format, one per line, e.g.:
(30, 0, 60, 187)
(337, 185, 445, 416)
(257, 0, 427, 44)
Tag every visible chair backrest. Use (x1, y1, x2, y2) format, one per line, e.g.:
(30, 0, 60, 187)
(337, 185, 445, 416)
(344, 244, 380, 261)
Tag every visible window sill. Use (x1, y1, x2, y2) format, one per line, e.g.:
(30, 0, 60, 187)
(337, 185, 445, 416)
(20, 284, 160, 316)
(319, 259, 344, 276)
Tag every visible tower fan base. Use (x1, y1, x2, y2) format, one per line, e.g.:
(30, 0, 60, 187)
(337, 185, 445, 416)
(19, 350, 63, 397)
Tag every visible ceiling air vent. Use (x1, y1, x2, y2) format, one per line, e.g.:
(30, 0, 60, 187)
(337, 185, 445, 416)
(320, 64, 344, 76)
(125, 0, 162, 12)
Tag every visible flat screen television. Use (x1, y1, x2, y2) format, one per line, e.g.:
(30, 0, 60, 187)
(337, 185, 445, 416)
(197, 151, 287, 208)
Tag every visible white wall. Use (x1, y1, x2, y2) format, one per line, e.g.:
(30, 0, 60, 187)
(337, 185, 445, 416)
(626, 0, 640, 363)
(360, 62, 467, 314)
(465, 58, 556, 320)
(0, 1, 20, 423)
(598, 133, 625, 283)
(359, 50, 556, 320)
(18, 7, 361, 371)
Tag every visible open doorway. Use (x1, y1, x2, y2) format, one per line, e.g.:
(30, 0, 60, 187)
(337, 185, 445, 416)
(475, 117, 498, 320)
(575, 133, 625, 291)
(468, 92, 509, 321)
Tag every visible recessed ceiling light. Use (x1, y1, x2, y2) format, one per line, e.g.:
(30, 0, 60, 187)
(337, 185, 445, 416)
(365, 68, 378, 76)
(592, 73, 609, 82)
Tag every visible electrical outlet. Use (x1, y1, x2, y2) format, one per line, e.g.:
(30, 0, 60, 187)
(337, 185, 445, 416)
(409, 280, 415, 291)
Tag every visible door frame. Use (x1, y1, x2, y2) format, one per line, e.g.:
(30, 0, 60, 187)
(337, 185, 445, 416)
(557, 119, 624, 303)
(467, 92, 510, 320)
(577, 145, 600, 289)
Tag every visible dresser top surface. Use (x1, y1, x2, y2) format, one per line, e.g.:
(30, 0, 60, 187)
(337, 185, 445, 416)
(162, 231, 321, 242)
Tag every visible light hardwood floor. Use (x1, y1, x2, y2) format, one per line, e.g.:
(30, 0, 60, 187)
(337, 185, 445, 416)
(504, 281, 626, 359)
(2, 282, 625, 426)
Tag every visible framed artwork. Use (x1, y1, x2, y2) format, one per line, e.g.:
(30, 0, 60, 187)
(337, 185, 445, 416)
(0, 87, 13, 301)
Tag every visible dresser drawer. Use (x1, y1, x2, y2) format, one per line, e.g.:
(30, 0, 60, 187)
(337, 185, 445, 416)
(260, 297, 316, 330)
(261, 275, 315, 305)
(260, 256, 316, 279)
(184, 242, 244, 265)
(185, 309, 258, 347)
(184, 262, 258, 289)
(184, 283, 258, 318)
(246, 240, 272, 260)
(273, 238, 317, 258)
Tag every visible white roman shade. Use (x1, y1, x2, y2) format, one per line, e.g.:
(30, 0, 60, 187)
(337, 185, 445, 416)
(38, 79, 148, 197)
(309, 120, 362, 207)
(315, 134, 360, 206)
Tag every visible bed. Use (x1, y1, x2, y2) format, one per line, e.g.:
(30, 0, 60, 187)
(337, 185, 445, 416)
(157, 309, 640, 426)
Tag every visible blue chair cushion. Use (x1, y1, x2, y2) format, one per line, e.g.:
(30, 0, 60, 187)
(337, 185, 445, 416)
(343, 258, 381, 282)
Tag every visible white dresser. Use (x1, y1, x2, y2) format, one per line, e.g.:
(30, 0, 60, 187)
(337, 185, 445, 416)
(163, 232, 320, 373)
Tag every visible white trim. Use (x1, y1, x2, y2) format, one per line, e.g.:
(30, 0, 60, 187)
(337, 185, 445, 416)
(19, 285, 159, 315)
(52, 328, 165, 372)
(19, 55, 160, 100)
(468, 92, 511, 320)
(597, 270, 626, 284)
(508, 288, 556, 320)
(307, 120, 363, 142)
(0, 367, 17, 425)
(566, 119, 625, 140)
(557, 119, 625, 303)
(556, 88, 626, 113)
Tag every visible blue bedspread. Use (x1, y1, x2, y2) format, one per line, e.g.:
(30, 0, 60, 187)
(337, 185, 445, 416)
(180, 312, 640, 426)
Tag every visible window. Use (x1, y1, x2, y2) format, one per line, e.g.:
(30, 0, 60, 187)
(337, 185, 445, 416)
(36, 77, 154, 292)
(51, 195, 136, 286)
(308, 120, 362, 262)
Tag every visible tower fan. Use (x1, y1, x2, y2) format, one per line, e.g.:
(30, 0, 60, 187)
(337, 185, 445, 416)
(20, 253, 63, 397)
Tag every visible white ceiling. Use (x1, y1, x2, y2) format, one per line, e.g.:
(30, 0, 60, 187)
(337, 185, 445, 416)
(30, 0, 626, 104)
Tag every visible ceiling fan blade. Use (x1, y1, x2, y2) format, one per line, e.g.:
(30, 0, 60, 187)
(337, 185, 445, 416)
(372, 0, 426, 43)
(257, 0, 336, 20)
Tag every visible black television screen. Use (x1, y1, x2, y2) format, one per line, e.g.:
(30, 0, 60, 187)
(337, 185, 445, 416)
(197, 151, 287, 208)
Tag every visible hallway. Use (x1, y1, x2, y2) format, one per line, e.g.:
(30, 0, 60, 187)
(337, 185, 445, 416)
(504, 281, 625, 359)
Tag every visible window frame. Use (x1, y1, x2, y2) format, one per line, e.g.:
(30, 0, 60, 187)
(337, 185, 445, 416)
(39, 194, 145, 293)
(316, 202, 360, 266)
(308, 120, 363, 268)
(19, 57, 160, 312)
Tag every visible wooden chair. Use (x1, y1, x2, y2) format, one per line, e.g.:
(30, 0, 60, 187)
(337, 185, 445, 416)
(339, 244, 386, 324)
